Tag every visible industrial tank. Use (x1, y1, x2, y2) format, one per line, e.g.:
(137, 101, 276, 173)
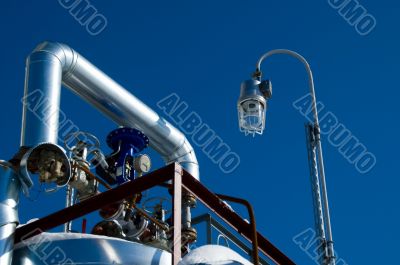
(180, 245, 254, 265)
(12, 233, 253, 265)
(13, 233, 172, 265)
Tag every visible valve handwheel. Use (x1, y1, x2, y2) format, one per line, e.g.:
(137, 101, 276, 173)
(142, 197, 172, 216)
(64, 131, 101, 154)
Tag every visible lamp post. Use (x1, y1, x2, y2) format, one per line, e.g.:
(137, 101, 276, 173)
(237, 49, 336, 265)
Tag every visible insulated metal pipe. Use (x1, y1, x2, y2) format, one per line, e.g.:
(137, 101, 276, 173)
(21, 41, 199, 180)
(0, 161, 21, 265)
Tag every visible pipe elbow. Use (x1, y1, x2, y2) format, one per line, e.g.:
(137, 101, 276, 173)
(166, 137, 199, 180)
(28, 41, 77, 74)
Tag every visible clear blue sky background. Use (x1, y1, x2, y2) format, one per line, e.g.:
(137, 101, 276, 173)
(0, 1, 398, 264)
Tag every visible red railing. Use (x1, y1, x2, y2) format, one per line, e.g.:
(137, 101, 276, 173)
(14, 163, 296, 265)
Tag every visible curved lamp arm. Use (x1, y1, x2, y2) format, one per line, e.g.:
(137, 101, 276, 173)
(254, 49, 336, 265)
(255, 49, 319, 126)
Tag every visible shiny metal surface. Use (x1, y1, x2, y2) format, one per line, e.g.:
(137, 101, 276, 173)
(305, 124, 326, 264)
(180, 245, 254, 265)
(13, 233, 171, 265)
(237, 79, 267, 136)
(21, 49, 63, 146)
(237, 79, 265, 107)
(0, 161, 21, 265)
(14, 235, 257, 265)
(21, 42, 199, 180)
(13, 234, 255, 265)
(19, 142, 71, 192)
(0, 224, 17, 265)
(64, 185, 75, 233)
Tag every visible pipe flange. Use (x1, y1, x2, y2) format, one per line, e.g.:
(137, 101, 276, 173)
(182, 227, 197, 243)
(182, 192, 197, 207)
(106, 127, 149, 153)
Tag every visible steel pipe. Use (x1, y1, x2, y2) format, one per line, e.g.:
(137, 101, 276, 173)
(21, 41, 199, 180)
(0, 161, 21, 265)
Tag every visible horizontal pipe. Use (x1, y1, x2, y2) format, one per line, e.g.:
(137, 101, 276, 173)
(21, 41, 199, 180)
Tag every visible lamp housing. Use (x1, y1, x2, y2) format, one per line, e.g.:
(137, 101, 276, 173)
(237, 79, 272, 136)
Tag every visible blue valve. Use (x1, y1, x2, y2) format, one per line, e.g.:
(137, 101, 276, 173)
(106, 127, 149, 184)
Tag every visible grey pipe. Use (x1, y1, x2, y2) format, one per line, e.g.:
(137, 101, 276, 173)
(0, 161, 21, 265)
(64, 185, 75, 233)
(20, 41, 199, 180)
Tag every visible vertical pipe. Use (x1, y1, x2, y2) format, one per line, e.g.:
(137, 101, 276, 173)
(21, 51, 63, 147)
(182, 206, 191, 229)
(64, 185, 75, 232)
(0, 161, 21, 265)
(0, 224, 17, 265)
(305, 124, 327, 263)
(316, 139, 335, 264)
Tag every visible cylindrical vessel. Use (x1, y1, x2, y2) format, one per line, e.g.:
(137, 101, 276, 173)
(13, 233, 172, 265)
(180, 244, 254, 265)
(14, 234, 255, 265)
(0, 161, 21, 265)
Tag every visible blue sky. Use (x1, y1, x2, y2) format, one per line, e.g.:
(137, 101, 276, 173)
(0, 1, 399, 264)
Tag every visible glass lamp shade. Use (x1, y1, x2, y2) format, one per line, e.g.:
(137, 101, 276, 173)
(237, 79, 267, 136)
(238, 99, 266, 136)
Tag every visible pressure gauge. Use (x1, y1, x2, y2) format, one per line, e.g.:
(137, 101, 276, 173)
(134, 154, 151, 174)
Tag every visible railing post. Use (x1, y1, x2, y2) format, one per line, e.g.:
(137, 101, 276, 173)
(172, 164, 182, 265)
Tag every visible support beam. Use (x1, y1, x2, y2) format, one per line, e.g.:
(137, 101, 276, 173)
(181, 170, 296, 265)
(14, 164, 176, 243)
(14, 163, 296, 265)
(172, 164, 182, 264)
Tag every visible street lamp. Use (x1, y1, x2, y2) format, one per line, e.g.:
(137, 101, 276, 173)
(237, 49, 336, 265)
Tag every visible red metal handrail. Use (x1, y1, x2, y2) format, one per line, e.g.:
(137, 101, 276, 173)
(14, 163, 296, 265)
